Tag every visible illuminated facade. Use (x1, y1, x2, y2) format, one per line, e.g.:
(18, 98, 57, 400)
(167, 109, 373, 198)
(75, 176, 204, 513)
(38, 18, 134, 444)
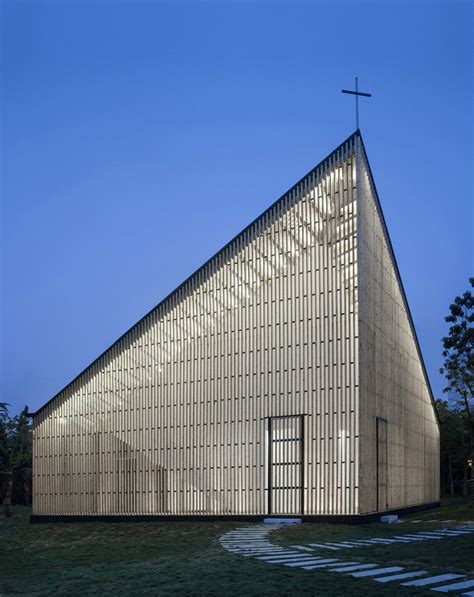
(31, 131, 440, 519)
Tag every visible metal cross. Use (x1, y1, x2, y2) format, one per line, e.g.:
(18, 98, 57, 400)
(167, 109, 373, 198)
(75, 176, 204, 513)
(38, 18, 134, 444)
(341, 77, 372, 129)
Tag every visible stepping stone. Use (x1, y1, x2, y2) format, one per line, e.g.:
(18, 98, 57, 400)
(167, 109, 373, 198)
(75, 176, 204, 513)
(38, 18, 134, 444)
(241, 550, 286, 554)
(258, 554, 310, 561)
(389, 537, 415, 543)
(292, 546, 314, 552)
(304, 561, 363, 570)
(402, 574, 466, 587)
(228, 532, 268, 535)
(227, 540, 267, 543)
(222, 540, 269, 543)
(222, 535, 248, 540)
(332, 564, 379, 572)
(224, 534, 265, 536)
(355, 539, 401, 545)
(238, 539, 271, 541)
(317, 561, 361, 569)
(255, 552, 315, 562)
(264, 517, 301, 525)
(241, 551, 287, 556)
(254, 550, 296, 554)
(239, 544, 288, 551)
(284, 558, 336, 567)
(417, 532, 452, 537)
(229, 544, 270, 548)
(368, 538, 399, 543)
(360, 539, 395, 544)
(225, 545, 267, 549)
(229, 544, 272, 547)
(224, 534, 265, 541)
(234, 544, 277, 547)
(301, 559, 341, 569)
(431, 579, 474, 592)
(375, 571, 428, 583)
(462, 592, 474, 596)
(308, 543, 340, 550)
(235, 549, 280, 556)
(224, 539, 268, 542)
(235, 544, 279, 547)
(259, 555, 317, 563)
(351, 566, 404, 578)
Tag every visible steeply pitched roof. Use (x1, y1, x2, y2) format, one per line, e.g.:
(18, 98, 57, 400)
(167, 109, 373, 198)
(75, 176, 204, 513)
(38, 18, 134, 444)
(32, 130, 437, 423)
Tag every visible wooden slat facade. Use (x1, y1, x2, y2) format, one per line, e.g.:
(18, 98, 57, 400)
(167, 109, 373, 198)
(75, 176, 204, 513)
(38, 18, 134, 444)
(356, 137, 440, 513)
(32, 132, 439, 517)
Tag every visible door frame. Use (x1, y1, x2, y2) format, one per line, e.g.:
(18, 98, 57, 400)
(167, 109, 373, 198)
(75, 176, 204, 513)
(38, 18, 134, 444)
(376, 416, 388, 512)
(267, 415, 305, 516)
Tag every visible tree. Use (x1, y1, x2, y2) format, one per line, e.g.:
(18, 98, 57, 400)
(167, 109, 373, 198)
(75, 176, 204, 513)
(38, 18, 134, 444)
(440, 278, 474, 499)
(435, 399, 470, 496)
(0, 405, 32, 517)
(440, 279, 474, 443)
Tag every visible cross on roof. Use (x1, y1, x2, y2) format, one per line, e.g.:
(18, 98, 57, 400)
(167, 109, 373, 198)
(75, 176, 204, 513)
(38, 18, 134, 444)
(342, 77, 372, 129)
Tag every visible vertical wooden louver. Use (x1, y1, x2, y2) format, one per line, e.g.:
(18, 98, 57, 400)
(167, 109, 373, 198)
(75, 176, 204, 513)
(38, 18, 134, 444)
(32, 131, 439, 518)
(356, 136, 440, 513)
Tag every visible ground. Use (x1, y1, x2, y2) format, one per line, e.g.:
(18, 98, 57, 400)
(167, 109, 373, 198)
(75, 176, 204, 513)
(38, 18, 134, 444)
(1, 500, 473, 596)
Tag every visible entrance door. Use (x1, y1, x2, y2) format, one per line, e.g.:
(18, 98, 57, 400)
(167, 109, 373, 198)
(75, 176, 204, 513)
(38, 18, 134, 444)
(376, 417, 388, 511)
(268, 416, 304, 515)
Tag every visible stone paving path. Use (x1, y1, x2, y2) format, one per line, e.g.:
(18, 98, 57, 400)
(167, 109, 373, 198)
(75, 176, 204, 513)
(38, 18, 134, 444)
(219, 522, 474, 595)
(292, 523, 474, 551)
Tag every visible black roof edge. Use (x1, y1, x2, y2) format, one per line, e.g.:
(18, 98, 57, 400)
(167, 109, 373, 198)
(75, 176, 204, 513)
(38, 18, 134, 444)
(357, 134, 440, 427)
(33, 129, 360, 418)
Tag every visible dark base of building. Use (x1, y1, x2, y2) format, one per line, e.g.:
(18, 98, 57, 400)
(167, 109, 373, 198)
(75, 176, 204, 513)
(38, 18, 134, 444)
(30, 501, 441, 524)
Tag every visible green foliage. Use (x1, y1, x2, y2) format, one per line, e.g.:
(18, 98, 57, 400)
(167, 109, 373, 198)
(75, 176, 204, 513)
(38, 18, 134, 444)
(0, 404, 33, 513)
(437, 278, 473, 494)
(440, 277, 474, 425)
(435, 399, 471, 495)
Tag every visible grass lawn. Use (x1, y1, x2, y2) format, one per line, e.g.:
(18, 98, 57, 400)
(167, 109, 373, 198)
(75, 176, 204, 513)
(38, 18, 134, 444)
(0, 500, 472, 596)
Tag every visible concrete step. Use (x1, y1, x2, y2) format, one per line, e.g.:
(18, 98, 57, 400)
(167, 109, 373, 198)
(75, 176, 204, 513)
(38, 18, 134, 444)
(263, 517, 302, 525)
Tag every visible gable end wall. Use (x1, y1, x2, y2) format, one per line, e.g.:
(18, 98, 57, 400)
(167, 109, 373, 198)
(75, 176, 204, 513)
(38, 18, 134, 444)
(357, 140, 440, 514)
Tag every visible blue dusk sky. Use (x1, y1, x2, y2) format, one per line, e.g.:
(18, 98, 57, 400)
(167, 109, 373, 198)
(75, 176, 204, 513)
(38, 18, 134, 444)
(2, 1, 473, 414)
